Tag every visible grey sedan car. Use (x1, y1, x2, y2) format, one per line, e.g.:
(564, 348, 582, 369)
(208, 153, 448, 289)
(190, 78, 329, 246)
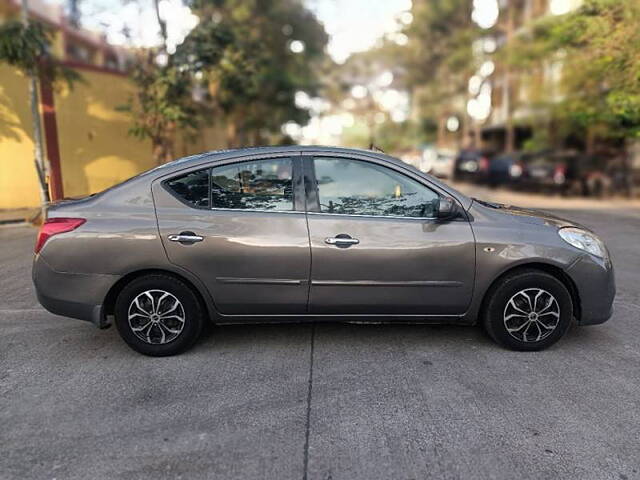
(33, 146, 615, 356)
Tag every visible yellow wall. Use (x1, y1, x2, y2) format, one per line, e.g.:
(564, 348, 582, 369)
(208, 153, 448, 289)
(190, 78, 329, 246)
(53, 70, 156, 197)
(0, 65, 227, 209)
(0, 5, 225, 209)
(0, 65, 41, 208)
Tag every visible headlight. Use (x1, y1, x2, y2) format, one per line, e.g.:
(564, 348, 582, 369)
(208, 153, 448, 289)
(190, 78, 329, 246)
(558, 227, 607, 258)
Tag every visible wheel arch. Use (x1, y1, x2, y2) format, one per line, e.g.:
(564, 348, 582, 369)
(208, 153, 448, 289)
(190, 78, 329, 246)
(103, 268, 216, 323)
(478, 262, 581, 323)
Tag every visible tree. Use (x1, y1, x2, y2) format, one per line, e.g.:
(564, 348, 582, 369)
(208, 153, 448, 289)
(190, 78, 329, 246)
(118, 0, 208, 165)
(120, 52, 200, 165)
(179, 0, 328, 147)
(0, 1, 80, 210)
(507, 0, 640, 148)
(402, 0, 479, 147)
(122, 0, 327, 158)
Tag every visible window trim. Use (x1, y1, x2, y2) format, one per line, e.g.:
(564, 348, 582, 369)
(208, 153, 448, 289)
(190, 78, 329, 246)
(162, 156, 304, 213)
(303, 155, 442, 220)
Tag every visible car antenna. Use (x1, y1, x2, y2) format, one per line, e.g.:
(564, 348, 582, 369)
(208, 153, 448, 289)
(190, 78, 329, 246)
(369, 143, 385, 153)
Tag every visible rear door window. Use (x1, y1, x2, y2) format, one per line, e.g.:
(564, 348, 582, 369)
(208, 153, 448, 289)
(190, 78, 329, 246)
(210, 158, 294, 211)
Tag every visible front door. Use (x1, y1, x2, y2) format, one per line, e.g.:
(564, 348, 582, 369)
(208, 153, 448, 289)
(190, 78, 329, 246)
(153, 155, 310, 315)
(305, 156, 475, 316)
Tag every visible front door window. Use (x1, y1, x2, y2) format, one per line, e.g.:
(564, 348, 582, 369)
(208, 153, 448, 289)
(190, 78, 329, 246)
(314, 157, 440, 218)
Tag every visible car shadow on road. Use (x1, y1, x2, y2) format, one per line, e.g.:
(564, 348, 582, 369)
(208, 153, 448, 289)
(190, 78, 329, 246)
(86, 316, 616, 359)
(194, 321, 492, 353)
(190, 319, 615, 356)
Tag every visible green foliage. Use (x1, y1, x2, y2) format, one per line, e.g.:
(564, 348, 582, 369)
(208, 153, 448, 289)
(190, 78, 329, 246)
(120, 52, 198, 162)
(177, 0, 328, 144)
(123, 0, 328, 158)
(508, 0, 640, 140)
(0, 20, 47, 73)
(395, 0, 480, 146)
(0, 20, 81, 87)
(404, 0, 478, 106)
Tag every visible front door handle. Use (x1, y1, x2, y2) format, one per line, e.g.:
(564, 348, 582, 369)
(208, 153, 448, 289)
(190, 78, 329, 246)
(168, 231, 204, 244)
(325, 234, 359, 247)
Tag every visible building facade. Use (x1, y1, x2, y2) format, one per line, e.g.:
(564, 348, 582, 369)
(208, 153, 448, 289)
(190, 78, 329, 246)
(0, 0, 225, 210)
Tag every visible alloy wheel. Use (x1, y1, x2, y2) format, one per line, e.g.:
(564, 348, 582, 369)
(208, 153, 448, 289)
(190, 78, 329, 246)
(503, 288, 561, 343)
(127, 289, 186, 345)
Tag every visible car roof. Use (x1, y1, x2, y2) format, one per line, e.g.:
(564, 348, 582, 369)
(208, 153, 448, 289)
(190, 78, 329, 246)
(147, 145, 422, 177)
(125, 145, 473, 210)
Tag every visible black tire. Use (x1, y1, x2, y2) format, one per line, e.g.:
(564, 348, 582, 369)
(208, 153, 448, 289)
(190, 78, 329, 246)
(482, 269, 573, 351)
(114, 274, 204, 356)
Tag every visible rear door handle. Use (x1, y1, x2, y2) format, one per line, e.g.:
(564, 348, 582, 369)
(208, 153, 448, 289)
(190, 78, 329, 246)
(325, 235, 359, 247)
(168, 231, 204, 244)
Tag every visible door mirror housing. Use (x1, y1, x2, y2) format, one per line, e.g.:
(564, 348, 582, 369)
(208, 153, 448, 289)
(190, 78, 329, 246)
(435, 196, 458, 219)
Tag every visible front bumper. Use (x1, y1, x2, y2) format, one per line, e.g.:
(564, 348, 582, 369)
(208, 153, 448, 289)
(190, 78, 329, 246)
(32, 255, 118, 328)
(565, 253, 616, 325)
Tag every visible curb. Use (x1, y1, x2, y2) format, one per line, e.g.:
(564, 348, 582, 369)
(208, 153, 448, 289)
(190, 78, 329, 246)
(0, 220, 30, 228)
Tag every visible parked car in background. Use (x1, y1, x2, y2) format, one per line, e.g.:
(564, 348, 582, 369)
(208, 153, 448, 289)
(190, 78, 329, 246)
(523, 151, 613, 197)
(565, 153, 613, 198)
(453, 149, 491, 183)
(430, 149, 457, 179)
(398, 149, 426, 172)
(487, 152, 526, 188)
(520, 150, 567, 194)
(33, 146, 615, 356)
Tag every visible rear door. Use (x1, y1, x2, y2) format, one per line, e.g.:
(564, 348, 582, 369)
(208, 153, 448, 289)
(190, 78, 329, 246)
(304, 155, 475, 316)
(153, 154, 310, 315)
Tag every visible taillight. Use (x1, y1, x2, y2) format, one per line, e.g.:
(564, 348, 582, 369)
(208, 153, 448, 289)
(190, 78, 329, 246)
(35, 217, 86, 254)
(509, 162, 523, 178)
(479, 157, 489, 172)
(553, 165, 566, 184)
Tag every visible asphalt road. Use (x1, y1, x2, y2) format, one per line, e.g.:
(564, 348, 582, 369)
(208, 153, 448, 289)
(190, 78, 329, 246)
(1, 205, 640, 480)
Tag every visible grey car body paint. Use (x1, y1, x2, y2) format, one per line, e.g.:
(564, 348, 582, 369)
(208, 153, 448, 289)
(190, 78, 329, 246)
(32, 146, 615, 329)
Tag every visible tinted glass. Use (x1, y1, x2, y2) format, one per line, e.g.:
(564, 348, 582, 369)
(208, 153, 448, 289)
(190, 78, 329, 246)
(165, 169, 210, 208)
(314, 158, 439, 218)
(211, 158, 293, 211)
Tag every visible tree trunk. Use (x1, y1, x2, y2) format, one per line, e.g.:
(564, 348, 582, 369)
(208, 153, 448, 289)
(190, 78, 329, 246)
(462, 102, 470, 149)
(504, 0, 516, 154)
(226, 120, 238, 148)
(474, 121, 482, 151)
(152, 134, 173, 165)
(153, 0, 168, 52)
(22, 0, 51, 216)
(436, 113, 446, 148)
(586, 126, 595, 155)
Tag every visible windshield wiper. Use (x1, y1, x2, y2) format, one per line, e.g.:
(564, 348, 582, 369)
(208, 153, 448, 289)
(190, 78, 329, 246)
(473, 197, 503, 209)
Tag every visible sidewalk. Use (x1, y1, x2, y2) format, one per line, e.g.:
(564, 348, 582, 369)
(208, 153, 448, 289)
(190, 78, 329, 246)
(0, 208, 38, 225)
(450, 181, 640, 212)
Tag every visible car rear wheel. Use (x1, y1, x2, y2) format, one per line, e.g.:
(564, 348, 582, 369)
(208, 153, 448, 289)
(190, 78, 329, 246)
(482, 269, 573, 351)
(114, 274, 204, 356)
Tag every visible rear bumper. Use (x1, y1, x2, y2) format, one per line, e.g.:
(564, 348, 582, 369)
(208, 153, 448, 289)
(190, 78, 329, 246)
(32, 255, 118, 328)
(565, 253, 616, 326)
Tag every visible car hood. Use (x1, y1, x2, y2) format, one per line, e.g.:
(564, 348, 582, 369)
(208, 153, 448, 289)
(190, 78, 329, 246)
(472, 199, 588, 230)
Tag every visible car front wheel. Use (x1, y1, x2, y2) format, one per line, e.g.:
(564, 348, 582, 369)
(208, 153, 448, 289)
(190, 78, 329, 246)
(114, 274, 204, 356)
(482, 269, 573, 351)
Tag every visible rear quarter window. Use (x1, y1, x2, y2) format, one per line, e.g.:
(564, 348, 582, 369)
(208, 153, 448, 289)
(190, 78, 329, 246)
(165, 169, 210, 208)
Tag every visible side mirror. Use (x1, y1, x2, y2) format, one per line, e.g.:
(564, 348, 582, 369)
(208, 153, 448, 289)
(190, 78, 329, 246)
(435, 196, 458, 219)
